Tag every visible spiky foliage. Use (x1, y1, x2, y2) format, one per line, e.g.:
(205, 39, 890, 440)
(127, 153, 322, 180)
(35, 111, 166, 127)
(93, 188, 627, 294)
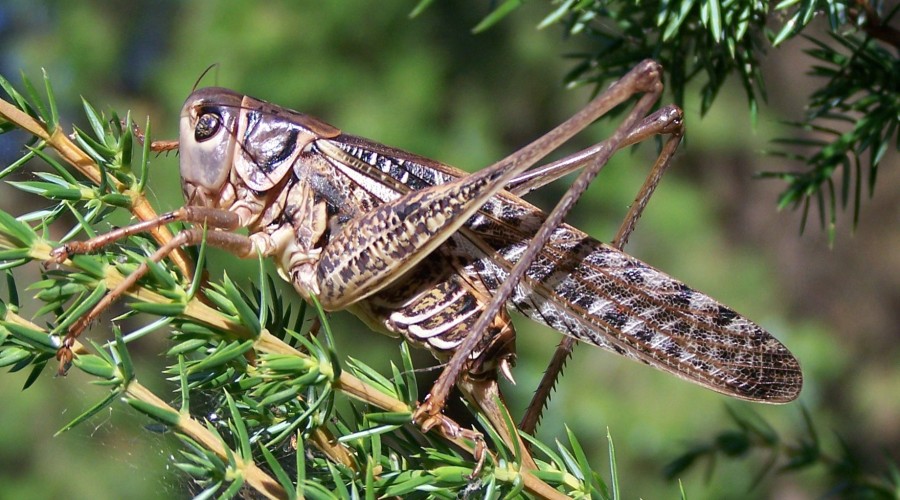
(414, 0, 900, 235)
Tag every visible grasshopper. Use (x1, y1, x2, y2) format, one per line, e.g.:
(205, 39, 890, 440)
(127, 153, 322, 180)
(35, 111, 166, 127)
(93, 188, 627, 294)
(52, 61, 801, 454)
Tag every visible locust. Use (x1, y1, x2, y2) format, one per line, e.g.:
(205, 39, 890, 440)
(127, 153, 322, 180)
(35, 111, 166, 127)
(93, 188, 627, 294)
(51, 61, 802, 460)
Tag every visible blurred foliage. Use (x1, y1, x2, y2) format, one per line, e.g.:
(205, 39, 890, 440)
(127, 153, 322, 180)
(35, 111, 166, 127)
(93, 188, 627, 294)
(0, 1, 897, 499)
(666, 406, 900, 498)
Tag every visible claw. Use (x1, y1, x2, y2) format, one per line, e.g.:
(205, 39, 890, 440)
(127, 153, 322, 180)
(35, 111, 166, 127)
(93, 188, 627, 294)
(468, 434, 487, 478)
(417, 414, 443, 434)
(49, 244, 71, 264)
(499, 357, 516, 385)
(411, 398, 445, 434)
(56, 342, 73, 376)
(412, 398, 487, 477)
(55, 329, 81, 376)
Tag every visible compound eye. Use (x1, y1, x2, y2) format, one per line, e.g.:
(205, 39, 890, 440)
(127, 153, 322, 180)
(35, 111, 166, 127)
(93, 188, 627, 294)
(194, 112, 221, 141)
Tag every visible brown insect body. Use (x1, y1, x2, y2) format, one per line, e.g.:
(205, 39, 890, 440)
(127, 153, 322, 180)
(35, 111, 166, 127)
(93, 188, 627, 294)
(179, 87, 801, 403)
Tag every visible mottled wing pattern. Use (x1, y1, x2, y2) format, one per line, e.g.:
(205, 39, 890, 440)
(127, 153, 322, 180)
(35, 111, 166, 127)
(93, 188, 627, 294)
(459, 193, 801, 402)
(321, 135, 802, 403)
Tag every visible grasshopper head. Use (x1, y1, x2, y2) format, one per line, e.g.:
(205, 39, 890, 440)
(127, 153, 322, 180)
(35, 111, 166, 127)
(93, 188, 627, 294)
(179, 87, 243, 208)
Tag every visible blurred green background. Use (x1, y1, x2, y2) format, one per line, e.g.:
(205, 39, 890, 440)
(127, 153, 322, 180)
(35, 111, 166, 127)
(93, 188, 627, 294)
(0, 1, 897, 498)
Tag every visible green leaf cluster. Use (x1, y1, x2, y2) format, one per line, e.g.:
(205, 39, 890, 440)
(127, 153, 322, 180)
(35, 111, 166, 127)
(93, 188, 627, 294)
(415, 0, 899, 234)
(765, 32, 899, 239)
